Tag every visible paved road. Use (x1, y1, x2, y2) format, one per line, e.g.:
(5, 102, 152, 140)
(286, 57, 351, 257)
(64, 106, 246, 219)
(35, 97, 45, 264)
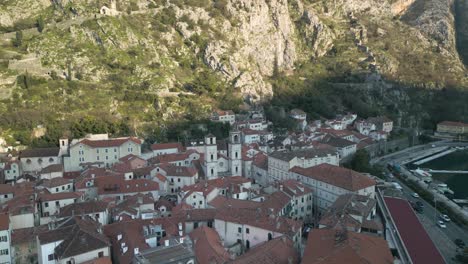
(393, 176, 468, 263)
(375, 140, 468, 263)
(371, 140, 468, 166)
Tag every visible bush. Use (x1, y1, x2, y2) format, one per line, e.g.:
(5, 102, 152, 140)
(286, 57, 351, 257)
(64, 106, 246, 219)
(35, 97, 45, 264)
(36, 16, 45, 33)
(12, 31, 23, 47)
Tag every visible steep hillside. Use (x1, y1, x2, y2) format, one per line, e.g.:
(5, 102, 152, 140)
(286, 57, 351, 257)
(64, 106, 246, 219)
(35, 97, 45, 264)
(0, 0, 467, 145)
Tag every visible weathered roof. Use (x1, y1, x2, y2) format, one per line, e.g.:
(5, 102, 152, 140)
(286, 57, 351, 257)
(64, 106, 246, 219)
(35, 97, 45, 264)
(58, 200, 109, 218)
(215, 208, 302, 237)
(189, 226, 230, 264)
(38, 216, 110, 259)
(151, 142, 184, 151)
(384, 196, 445, 264)
(96, 177, 159, 195)
(208, 196, 261, 210)
(37, 191, 83, 202)
(79, 137, 141, 148)
(40, 164, 64, 174)
(438, 121, 468, 127)
(252, 152, 268, 170)
(0, 213, 9, 231)
(302, 229, 393, 264)
(229, 236, 298, 264)
(269, 149, 337, 162)
(290, 164, 376, 191)
(19, 147, 60, 158)
(39, 177, 71, 188)
(320, 135, 356, 148)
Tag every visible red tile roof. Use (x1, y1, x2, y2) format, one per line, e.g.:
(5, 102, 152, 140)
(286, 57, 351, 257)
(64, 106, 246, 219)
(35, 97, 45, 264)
(384, 196, 445, 264)
(261, 191, 292, 214)
(0, 184, 15, 194)
(79, 137, 141, 148)
(208, 196, 261, 210)
(438, 121, 468, 127)
(19, 147, 60, 158)
(0, 213, 9, 230)
(96, 177, 159, 195)
(104, 218, 180, 263)
(279, 179, 312, 197)
(39, 177, 72, 188)
(151, 142, 184, 151)
(215, 208, 302, 237)
(160, 164, 198, 177)
(81, 257, 112, 264)
(229, 236, 298, 264)
(37, 191, 84, 202)
(252, 152, 268, 170)
(302, 229, 393, 264)
(148, 150, 199, 164)
(290, 164, 376, 191)
(40, 164, 63, 174)
(58, 200, 109, 218)
(190, 226, 230, 264)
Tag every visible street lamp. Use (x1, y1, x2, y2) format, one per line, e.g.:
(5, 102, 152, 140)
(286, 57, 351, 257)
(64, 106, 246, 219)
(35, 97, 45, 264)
(434, 195, 437, 225)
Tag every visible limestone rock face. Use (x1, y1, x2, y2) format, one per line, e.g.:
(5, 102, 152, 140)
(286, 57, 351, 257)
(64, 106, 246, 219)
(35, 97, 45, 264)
(301, 9, 335, 57)
(201, 0, 300, 101)
(402, 0, 456, 51)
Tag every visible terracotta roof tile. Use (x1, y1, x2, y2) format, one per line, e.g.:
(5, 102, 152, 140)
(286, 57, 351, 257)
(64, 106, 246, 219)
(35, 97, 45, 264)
(151, 142, 184, 151)
(37, 191, 84, 202)
(58, 200, 109, 218)
(215, 208, 302, 237)
(40, 164, 63, 174)
(19, 147, 60, 158)
(290, 164, 375, 191)
(302, 229, 393, 264)
(79, 137, 141, 148)
(190, 226, 230, 264)
(39, 177, 72, 188)
(95, 177, 159, 195)
(208, 196, 261, 210)
(229, 236, 298, 264)
(0, 213, 9, 230)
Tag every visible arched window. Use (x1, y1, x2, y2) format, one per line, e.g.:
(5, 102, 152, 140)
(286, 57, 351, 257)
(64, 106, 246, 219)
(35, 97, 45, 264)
(26, 159, 31, 164)
(234, 135, 239, 143)
(268, 233, 272, 241)
(246, 240, 250, 249)
(49, 158, 54, 162)
(38, 158, 43, 164)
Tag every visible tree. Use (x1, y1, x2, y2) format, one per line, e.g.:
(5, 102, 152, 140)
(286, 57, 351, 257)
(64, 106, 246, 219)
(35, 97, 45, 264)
(13, 31, 23, 47)
(349, 149, 371, 172)
(37, 16, 45, 33)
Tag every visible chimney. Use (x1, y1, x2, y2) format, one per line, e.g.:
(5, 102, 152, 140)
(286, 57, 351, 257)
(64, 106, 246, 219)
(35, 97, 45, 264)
(180, 236, 184, 244)
(134, 248, 139, 255)
(279, 185, 283, 191)
(164, 239, 169, 247)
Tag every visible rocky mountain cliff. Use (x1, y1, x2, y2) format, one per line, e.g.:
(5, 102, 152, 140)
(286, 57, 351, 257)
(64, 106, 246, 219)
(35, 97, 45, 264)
(0, 0, 467, 142)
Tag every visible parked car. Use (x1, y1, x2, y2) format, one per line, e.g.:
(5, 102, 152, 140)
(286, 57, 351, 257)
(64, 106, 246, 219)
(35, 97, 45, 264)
(414, 206, 424, 214)
(440, 214, 451, 222)
(416, 201, 424, 208)
(411, 192, 420, 198)
(455, 239, 466, 249)
(437, 221, 447, 228)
